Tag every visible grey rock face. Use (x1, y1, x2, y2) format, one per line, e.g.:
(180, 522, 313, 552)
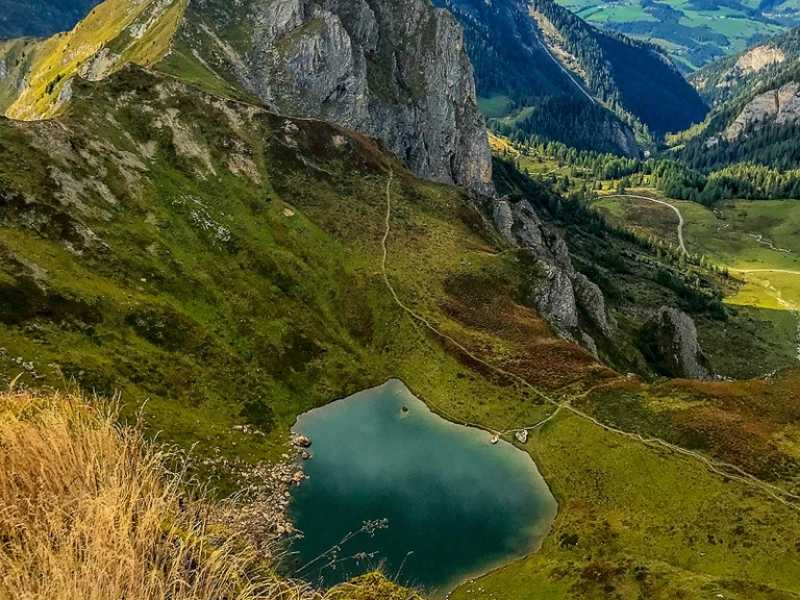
(573, 272, 612, 336)
(529, 261, 579, 330)
(184, 0, 493, 194)
(492, 197, 612, 352)
(709, 82, 800, 145)
(641, 307, 711, 380)
(609, 119, 639, 158)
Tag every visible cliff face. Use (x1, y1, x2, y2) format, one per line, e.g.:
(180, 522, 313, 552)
(715, 82, 800, 143)
(691, 29, 798, 107)
(179, 0, 493, 194)
(492, 196, 613, 357)
(0, 0, 492, 194)
(641, 307, 711, 379)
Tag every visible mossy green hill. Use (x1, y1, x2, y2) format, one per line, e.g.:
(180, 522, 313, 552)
(1, 1, 800, 597)
(1, 66, 800, 598)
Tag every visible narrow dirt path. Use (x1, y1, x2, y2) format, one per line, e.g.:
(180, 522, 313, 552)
(601, 194, 688, 255)
(381, 173, 800, 511)
(731, 268, 800, 276)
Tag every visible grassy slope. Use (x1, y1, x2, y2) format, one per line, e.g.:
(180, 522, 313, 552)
(3, 0, 187, 120)
(1, 69, 800, 599)
(0, 38, 41, 112)
(590, 191, 800, 374)
(497, 135, 800, 377)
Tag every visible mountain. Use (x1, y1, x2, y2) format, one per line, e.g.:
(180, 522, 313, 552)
(435, 0, 708, 155)
(0, 0, 101, 40)
(1, 63, 799, 599)
(552, 0, 792, 72)
(676, 27, 800, 171)
(2, 1, 800, 598)
(0, 0, 492, 194)
(692, 26, 800, 106)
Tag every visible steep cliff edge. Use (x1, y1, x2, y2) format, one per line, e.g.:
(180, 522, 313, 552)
(176, 0, 492, 194)
(491, 196, 612, 357)
(0, 0, 492, 195)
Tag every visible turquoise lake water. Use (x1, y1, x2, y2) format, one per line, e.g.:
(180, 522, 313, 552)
(289, 379, 557, 597)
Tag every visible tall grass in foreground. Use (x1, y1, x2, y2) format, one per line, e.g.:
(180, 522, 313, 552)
(0, 387, 317, 600)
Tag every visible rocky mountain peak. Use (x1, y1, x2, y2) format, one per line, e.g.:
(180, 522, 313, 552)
(174, 0, 495, 193)
(0, 0, 493, 195)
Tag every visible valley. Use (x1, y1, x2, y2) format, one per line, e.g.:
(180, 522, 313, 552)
(0, 67, 797, 598)
(2, 1, 800, 599)
(554, 0, 790, 71)
(595, 193, 800, 362)
(504, 135, 800, 375)
(0, 0, 101, 39)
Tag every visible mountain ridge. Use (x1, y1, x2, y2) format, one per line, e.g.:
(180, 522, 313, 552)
(436, 0, 708, 156)
(0, 0, 493, 194)
(676, 27, 800, 171)
(2, 2, 800, 598)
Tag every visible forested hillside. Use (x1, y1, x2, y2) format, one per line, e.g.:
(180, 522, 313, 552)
(0, 0, 100, 39)
(531, 0, 708, 135)
(675, 27, 800, 172)
(692, 27, 800, 106)
(555, 0, 790, 71)
(436, 0, 708, 156)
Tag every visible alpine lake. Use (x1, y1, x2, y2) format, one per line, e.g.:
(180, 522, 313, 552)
(289, 379, 557, 597)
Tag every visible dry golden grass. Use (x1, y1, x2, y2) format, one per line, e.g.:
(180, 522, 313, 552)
(0, 386, 317, 600)
(0, 386, 421, 600)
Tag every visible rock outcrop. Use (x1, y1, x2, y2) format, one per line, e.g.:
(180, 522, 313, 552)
(640, 307, 711, 380)
(181, 0, 493, 194)
(716, 82, 800, 143)
(492, 197, 613, 355)
(695, 44, 786, 99)
(733, 45, 785, 76)
(1, 0, 493, 194)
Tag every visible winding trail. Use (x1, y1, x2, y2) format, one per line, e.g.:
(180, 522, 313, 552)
(730, 268, 800, 276)
(601, 194, 688, 255)
(380, 173, 800, 511)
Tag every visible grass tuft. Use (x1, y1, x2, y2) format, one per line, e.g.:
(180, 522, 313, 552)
(0, 386, 413, 600)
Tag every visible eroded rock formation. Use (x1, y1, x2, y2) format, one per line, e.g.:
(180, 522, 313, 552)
(492, 196, 613, 356)
(182, 0, 493, 194)
(640, 307, 711, 380)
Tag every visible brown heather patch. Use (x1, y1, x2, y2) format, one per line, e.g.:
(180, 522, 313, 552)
(670, 405, 797, 480)
(441, 272, 604, 390)
(660, 370, 800, 425)
(580, 372, 800, 482)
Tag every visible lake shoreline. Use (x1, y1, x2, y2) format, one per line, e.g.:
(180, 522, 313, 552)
(288, 378, 559, 598)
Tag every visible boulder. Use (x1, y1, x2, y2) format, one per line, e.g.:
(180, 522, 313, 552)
(573, 272, 613, 336)
(293, 435, 312, 448)
(640, 307, 712, 379)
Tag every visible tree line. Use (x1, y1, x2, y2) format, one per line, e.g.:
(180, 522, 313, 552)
(513, 137, 800, 204)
